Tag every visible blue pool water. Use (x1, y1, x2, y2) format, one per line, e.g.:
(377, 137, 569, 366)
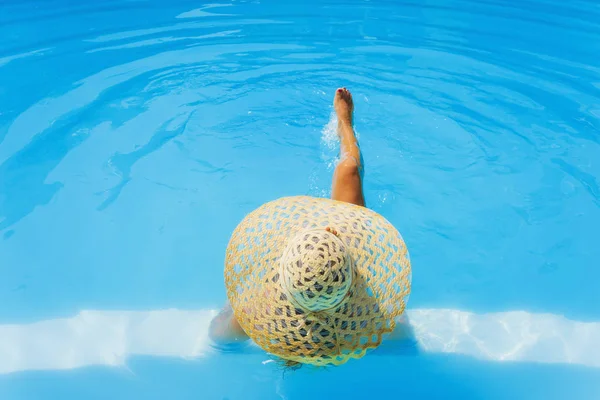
(1, 0, 600, 398)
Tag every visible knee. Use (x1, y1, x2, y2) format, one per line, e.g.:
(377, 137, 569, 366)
(335, 158, 361, 181)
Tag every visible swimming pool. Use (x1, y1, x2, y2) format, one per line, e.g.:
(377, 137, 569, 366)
(1, 0, 599, 398)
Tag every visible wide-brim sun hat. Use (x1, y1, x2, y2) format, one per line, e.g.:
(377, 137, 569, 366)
(225, 195, 411, 366)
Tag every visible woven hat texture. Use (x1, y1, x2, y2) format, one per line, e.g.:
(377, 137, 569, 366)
(225, 196, 411, 366)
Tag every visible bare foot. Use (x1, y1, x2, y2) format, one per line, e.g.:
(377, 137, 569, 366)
(334, 87, 354, 126)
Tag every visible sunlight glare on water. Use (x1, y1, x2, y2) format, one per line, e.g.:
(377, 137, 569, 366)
(0, 0, 599, 399)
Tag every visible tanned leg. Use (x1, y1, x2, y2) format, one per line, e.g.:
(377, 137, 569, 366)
(331, 88, 365, 207)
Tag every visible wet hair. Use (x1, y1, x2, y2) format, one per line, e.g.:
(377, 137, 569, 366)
(276, 358, 332, 375)
(276, 358, 303, 373)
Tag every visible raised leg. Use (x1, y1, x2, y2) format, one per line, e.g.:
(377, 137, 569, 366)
(331, 88, 365, 207)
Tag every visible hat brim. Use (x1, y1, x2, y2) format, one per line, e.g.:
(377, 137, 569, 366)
(224, 196, 411, 365)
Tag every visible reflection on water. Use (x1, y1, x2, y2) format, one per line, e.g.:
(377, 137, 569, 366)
(1, 307, 598, 375)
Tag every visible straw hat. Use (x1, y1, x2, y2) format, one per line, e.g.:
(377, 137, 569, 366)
(224, 196, 411, 366)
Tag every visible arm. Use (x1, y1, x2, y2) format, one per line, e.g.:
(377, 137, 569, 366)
(208, 303, 250, 344)
(387, 313, 415, 341)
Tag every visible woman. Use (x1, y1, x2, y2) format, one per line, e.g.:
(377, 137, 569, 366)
(209, 88, 411, 366)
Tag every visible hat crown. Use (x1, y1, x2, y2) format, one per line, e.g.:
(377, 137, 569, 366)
(280, 229, 353, 312)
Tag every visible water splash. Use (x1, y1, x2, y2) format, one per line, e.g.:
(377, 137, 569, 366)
(320, 112, 338, 152)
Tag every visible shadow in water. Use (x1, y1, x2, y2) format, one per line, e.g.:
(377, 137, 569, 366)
(97, 110, 195, 211)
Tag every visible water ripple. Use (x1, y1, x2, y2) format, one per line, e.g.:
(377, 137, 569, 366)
(1, 0, 599, 328)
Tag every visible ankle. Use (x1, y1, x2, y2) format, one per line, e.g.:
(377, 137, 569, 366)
(338, 118, 353, 130)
